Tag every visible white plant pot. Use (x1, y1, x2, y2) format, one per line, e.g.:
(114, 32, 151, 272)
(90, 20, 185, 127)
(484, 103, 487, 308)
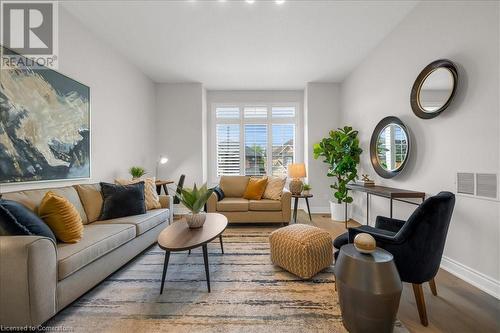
(330, 201, 348, 222)
(185, 212, 206, 229)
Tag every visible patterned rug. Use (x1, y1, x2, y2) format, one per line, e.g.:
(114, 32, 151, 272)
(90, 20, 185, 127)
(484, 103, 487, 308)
(47, 225, 408, 333)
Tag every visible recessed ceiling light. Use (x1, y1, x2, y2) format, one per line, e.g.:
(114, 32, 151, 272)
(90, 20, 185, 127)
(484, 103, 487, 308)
(245, 0, 255, 3)
(275, 0, 285, 4)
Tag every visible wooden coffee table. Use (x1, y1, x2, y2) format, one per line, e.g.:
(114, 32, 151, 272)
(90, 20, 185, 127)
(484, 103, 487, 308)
(157, 213, 228, 294)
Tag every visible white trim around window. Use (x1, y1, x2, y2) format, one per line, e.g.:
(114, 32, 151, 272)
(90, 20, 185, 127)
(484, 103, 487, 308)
(208, 102, 303, 185)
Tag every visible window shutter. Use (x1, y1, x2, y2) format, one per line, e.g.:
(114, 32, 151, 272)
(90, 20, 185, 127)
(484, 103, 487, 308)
(272, 106, 295, 118)
(244, 124, 268, 176)
(216, 107, 240, 119)
(272, 124, 295, 176)
(216, 124, 241, 176)
(244, 106, 267, 118)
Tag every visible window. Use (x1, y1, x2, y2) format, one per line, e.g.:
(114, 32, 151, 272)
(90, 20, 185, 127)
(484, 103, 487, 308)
(212, 104, 299, 179)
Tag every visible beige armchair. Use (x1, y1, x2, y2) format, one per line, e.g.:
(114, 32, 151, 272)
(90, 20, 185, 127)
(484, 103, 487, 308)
(207, 176, 291, 224)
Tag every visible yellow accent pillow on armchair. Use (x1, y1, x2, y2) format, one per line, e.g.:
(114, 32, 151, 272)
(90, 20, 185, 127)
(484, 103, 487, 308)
(243, 177, 268, 200)
(38, 191, 84, 243)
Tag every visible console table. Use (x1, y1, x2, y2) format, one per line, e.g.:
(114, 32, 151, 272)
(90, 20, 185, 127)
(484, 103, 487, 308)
(347, 184, 425, 225)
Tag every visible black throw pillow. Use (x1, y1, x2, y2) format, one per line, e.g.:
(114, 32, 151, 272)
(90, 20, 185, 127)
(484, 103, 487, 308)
(100, 182, 146, 220)
(212, 185, 225, 201)
(0, 199, 56, 242)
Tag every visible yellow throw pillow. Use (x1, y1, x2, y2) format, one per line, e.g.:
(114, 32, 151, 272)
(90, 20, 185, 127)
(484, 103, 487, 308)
(115, 177, 161, 210)
(38, 191, 84, 243)
(263, 176, 287, 200)
(243, 177, 268, 200)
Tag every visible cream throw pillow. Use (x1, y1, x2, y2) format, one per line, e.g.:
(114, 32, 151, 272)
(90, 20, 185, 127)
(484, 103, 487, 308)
(263, 176, 287, 200)
(115, 178, 161, 210)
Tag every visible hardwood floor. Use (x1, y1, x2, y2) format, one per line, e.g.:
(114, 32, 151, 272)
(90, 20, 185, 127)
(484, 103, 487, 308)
(296, 211, 500, 333)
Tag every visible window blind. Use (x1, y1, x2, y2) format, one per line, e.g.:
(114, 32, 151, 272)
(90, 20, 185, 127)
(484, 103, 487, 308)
(216, 124, 241, 176)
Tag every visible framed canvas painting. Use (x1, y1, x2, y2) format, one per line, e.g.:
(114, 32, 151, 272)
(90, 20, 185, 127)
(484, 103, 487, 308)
(0, 46, 90, 184)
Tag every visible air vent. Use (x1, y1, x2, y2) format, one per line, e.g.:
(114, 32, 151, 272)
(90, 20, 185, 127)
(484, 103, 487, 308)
(457, 172, 474, 195)
(476, 173, 497, 199)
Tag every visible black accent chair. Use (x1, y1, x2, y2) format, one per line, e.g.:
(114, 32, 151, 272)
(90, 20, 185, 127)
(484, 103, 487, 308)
(173, 174, 186, 205)
(333, 191, 455, 326)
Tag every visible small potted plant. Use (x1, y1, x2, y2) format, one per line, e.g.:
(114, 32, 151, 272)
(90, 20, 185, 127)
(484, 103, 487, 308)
(129, 166, 147, 180)
(302, 184, 312, 196)
(175, 183, 214, 228)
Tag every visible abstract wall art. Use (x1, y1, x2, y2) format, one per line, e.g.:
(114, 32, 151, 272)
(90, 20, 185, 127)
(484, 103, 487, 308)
(0, 46, 90, 183)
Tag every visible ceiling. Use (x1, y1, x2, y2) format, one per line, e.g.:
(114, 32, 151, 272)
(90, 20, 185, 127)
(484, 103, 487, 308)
(63, 1, 418, 90)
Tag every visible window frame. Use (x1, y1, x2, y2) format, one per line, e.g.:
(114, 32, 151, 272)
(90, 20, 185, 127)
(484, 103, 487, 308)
(209, 102, 302, 184)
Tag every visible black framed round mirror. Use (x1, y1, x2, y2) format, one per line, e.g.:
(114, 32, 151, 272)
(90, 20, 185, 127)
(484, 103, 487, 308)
(410, 59, 458, 119)
(370, 116, 411, 178)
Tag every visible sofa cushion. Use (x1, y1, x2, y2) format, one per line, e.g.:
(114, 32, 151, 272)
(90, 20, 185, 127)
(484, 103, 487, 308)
(2, 186, 88, 224)
(263, 176, 287, 200)
(219, 176, 250, 197)
(243, 177, 268, 200)
(57, 224, 135, 280)
(249, 199, 282, 211)
(217, 198, 249, 212)
(0, 199, 56, 242)
(115, 178, 161, 210)
(94, 209, 168, 236)
(39, 192, 84, 243)
(100, 182, 146, 220)
(74, 184, 103, 223)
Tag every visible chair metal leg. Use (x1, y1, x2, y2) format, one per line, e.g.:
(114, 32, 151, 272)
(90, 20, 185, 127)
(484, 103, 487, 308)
(429, 278, 438, 296)
(219, 234, 224, 254)
(160, 251, 170, 294)
(412, 283, 429, 326)
(188, 249, 191, 255)
(202, 244, 211, 292)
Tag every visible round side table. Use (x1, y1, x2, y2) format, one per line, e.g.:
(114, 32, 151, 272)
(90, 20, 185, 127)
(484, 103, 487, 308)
(334, 244, 402, 333)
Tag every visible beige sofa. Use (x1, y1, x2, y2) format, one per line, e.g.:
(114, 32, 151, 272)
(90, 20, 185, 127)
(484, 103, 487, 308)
(0, 184, 172, 327)
(207, 176, 291, 224)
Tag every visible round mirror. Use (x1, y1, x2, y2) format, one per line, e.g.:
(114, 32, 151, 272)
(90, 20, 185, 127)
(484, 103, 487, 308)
(370, 117, 411, 178)
(411, 59, 458, 119)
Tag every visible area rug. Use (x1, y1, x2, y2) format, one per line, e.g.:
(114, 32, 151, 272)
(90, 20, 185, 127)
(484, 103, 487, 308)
(47, 225, 408, 333)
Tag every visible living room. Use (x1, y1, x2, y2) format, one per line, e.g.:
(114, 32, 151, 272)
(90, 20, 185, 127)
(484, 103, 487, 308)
(0, 1, 498, 332)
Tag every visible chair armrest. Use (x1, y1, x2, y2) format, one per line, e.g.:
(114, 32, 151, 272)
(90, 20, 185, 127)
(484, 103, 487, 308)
(159, 195, 174, 223)
(206, 192, 218, 213)
(375, 216, 406, 233)
(348, 225, 404, 245)
(0, 236, 57, 326)
(281, 190, 292, 223)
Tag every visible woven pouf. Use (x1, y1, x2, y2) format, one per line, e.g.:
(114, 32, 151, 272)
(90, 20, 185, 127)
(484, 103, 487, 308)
(269, 224, 333, 279)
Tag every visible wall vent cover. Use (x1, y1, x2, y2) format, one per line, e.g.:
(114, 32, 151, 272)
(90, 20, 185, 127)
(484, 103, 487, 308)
(476, 173, 498, 199)
(457, 172, 474, 195)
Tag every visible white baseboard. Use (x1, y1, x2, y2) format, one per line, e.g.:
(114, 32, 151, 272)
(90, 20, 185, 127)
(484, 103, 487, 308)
(440, 256, 500, 299)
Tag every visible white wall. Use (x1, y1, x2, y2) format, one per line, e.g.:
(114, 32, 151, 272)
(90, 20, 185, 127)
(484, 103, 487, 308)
(340, 1, 499, 297)
(155, 83, 205, 188)
(206, 90, 304, 185)
(0, 7, 157, 193)
(305, 83, 341, 212)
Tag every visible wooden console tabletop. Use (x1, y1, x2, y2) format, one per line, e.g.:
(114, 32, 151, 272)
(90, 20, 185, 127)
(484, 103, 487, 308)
(347, 183, 425, 224)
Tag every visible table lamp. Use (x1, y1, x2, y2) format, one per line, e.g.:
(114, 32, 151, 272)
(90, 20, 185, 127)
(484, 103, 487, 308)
(288, 163, 306, 195)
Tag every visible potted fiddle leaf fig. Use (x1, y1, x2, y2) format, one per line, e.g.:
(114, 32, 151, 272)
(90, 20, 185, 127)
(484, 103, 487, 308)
(313, 126, 362, 221)
(175, 183, 214, 228)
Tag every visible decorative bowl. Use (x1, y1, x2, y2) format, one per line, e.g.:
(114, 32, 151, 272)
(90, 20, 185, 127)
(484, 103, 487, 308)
(353, 233, 376, 254)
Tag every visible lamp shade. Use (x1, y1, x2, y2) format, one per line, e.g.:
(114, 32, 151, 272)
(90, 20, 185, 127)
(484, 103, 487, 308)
(288, 163, 306, 178)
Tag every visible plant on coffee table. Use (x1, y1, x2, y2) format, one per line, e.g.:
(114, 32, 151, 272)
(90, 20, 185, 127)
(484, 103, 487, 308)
(175, 183, 214, 228)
